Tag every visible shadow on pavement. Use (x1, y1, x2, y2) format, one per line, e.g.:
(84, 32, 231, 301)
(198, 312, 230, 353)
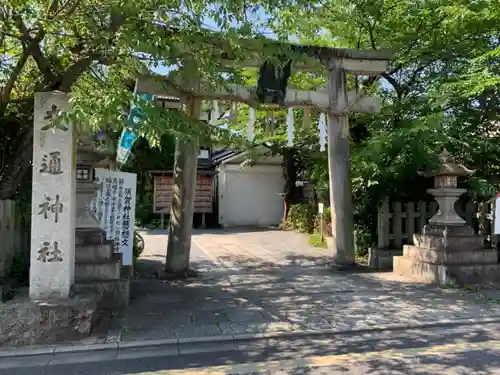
(79, 228, 500, 375)
(115, 249, 500, 343)
(40, 322, 500, 374)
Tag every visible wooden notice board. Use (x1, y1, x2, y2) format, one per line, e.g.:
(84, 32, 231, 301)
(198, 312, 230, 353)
(153, 175, 213, 214)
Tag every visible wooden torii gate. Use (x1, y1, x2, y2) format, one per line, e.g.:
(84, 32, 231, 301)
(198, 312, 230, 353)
(136, 39, 391, 274)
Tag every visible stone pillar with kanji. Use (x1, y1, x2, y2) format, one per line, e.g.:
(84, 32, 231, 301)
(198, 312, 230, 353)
(30, 91, 77, 300)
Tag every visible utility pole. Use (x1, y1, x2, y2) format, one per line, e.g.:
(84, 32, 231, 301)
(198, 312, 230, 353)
(165, 93, 201, 276)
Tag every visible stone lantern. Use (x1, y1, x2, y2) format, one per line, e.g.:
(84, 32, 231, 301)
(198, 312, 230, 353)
(393, 149, 500, 285)
(419, 150, 474, 230)
(75, 136, 109, 245)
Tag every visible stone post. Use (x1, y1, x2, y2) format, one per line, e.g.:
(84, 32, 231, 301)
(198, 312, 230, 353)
(75, 137, 106, 245)
(30, 92, 76, 300)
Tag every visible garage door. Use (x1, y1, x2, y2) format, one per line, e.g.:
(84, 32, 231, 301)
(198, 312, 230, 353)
(220, 167, 284, 227)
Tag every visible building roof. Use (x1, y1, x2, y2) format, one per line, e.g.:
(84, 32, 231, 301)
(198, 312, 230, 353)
(215, 146, 282, 166)
(212, 148, 242, 165)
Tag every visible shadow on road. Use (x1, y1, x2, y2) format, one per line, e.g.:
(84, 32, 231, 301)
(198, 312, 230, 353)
(86, 228, 500, 375)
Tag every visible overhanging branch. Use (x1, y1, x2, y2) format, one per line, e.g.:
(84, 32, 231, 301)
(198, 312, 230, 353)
(1, 47, 29, 107)
(59, 54, 117, 92)
(13, 15, 56, 85)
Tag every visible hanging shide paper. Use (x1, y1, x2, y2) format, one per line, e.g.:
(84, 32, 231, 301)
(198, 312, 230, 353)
(210, 100, 220, 125)
(265, 110, 274, 135)
(247, 107, 255, 141)
(319, 112, 327, 152)
(287, 107, 294, 147)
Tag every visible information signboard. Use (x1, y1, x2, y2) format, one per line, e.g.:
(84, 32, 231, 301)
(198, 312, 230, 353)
(153, 175, 213, 214)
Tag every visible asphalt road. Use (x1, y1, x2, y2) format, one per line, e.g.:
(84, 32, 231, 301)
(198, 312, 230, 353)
(4, 321, 500, 375)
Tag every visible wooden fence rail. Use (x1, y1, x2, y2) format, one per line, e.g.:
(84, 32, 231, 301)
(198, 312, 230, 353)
(377, 197, 495, 249)
(0, 200, 25, 281)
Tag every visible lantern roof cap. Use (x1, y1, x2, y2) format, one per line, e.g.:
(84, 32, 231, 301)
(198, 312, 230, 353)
(419, 149, 475, 178)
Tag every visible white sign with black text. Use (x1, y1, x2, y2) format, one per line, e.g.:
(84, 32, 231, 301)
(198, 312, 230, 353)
(495, 194, 500, 235)
(91, 169, 137, 265)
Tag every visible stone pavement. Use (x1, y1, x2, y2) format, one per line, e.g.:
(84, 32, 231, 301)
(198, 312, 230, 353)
(112, 228, 500, 343)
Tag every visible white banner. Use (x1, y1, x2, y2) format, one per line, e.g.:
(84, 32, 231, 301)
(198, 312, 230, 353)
(91, 169, 137, 265)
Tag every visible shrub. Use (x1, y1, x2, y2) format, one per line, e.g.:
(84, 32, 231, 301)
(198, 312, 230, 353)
(285, 204, 316, 233)
(354, 227, 373, 257)
(314, 206, 332, 237)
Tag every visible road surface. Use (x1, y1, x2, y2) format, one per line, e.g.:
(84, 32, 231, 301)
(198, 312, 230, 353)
(4, 321, 500, 374)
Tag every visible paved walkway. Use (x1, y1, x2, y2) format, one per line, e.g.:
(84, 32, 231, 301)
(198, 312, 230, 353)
(113, 229, 500, 343)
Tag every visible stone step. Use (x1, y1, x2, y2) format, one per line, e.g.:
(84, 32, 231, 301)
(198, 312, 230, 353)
(413, 233, 485, 251)
(393, 255, 444, 283)
(394, 255, 500, 285)
(73, 278, 130, 311)
(75, 253, 122, 282)
(75, 241, 114, 262)
(368, 248, 402, 270)
(403, 245, 498, 265)
(76, 228, 107, 246)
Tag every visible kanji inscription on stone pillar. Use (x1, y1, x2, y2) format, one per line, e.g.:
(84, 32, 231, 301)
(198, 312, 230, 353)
(30, 91, 76, 300)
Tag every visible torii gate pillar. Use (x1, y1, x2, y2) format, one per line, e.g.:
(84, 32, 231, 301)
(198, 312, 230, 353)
(326, 65, 354, 265)
(325, 57, 389, 266)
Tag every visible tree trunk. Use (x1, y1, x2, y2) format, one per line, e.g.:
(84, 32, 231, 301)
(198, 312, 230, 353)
(282, 148, 299, 224)
(0, 125, 33, 200)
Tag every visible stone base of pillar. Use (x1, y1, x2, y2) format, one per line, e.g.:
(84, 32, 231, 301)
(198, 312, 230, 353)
(368, 248, 403, 270)
(0, 292, 101, 346)
(157, 268, 199, 280)
(76, 227, 106, 246)
(329, 262, 360, 271)
(393, 223, 499, 285)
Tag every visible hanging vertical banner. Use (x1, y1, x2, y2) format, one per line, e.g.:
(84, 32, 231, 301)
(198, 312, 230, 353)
(91, 169, 137, 266)
(116, 82, 154, 166)
(116, 128, 137, 165)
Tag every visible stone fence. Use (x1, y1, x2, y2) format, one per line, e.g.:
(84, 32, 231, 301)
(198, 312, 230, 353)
(0, 200, 27, 283)
(370, 197, 495, 269)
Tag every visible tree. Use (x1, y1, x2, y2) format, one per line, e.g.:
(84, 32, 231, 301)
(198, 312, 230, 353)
(0, 0, 303, 199)
(266, 0, 500, 244)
